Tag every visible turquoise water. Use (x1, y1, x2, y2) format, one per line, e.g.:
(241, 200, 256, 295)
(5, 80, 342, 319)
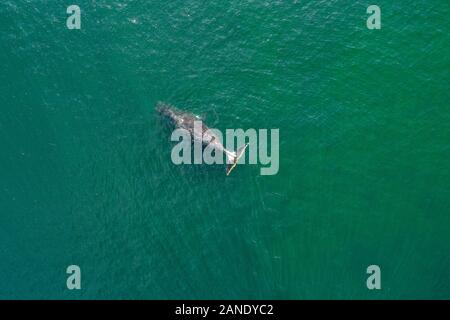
(0, 1, 449, 299)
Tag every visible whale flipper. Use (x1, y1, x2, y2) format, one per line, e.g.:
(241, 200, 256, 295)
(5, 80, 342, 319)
(226, 143, 249, 176)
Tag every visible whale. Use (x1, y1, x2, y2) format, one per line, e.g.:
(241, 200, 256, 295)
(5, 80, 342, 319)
(156, 102, 248, 175)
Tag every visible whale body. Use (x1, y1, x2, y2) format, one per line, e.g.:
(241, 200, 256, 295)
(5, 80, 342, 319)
(156, 102, 247, 175)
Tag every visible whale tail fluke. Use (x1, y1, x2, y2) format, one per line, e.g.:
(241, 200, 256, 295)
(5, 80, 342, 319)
(226, 143, 249, 176)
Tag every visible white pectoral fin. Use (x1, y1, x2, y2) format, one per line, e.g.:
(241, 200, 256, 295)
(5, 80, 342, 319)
(225, 143, 249, 176)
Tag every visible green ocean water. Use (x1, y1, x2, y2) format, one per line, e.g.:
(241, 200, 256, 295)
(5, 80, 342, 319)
(0, 0, 449, 299)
